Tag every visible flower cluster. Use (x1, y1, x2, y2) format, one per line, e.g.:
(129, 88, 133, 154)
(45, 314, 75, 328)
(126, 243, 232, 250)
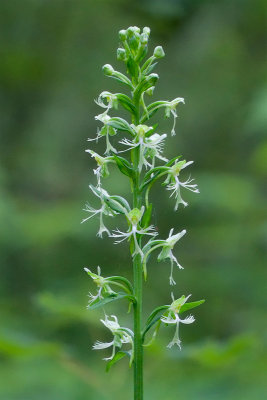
(83, 26, 204, 374)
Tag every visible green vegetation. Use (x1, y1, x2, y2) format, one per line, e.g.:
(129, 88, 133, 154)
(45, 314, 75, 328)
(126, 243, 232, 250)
(0, 0, 266, 399)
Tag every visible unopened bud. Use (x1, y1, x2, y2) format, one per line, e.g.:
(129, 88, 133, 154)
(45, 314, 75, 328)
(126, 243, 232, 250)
(127, 26, 140, 37)
(119, 29, 127, 41)
(146, 86, 155, 96)
(153, 46, 165, 59)
(117, 48, 127, 61)
(140, 33, 149, 45)
(102, 64, 114, 76)
(143, 27, 150, 36)
(148, 73, 159, 85)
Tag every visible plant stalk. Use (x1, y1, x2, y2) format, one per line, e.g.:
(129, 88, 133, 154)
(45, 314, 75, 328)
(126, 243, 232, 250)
(133, 252, 143, 400)
(132, 90, 143, 399)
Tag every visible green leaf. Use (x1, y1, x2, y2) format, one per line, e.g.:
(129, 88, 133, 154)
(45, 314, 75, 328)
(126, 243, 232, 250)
(106, 351, 128, 372)
(113, 154, 135, 178)
(144, 123, 158, 138)
(180, 299, 205, 314)
(142, 239, 165, 255)
(140, 101, 167, 123)
(107, 71, 133, 89)
(107, 117, 135, 135)
(107, 276, 133, 294)
(88, 293, 136, 310)
(142, 305, 169, 339)
(116, 93, 136, 114)
(145, 62, 157, 74)
(141, 166, 169, 190)
(141, 203, 153, 228)
(133, 75, 159, 101)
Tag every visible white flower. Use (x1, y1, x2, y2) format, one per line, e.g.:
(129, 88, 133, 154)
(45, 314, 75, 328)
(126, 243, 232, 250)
(158, 228, 186, 285)
(110, 206, 157, 258)
(164, 97, 185, 136)
(165, 160, 199, 210)
(142, 228, 186, 285)
(81, 187, 116, 237)
(93, 315, 133, 361)
(84, 266, 116, 307)
(95, 91, 118, 112)
(120, 128, 168, 170)
(85, 149, 114, 186)
(161, 293, 195, 349)
(92, 113, 117, 154)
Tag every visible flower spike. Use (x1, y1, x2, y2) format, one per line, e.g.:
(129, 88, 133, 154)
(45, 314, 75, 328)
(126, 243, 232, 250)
(83, 26, 204, 386)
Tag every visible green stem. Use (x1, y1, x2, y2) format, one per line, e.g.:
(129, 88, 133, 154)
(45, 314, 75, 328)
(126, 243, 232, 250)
(132, 92, 143, 399)
(133, 252, 143, 399)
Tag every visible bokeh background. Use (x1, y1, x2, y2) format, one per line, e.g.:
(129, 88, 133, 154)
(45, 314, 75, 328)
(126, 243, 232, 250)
(1, 0, 266, 399)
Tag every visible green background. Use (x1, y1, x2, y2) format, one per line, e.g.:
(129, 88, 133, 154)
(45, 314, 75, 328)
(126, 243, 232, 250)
(1, 0, 266, 399)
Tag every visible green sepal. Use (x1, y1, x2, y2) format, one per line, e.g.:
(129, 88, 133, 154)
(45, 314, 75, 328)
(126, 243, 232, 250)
(113, 154, 135, 179)
(180, 299, 205, 314)
(106, 351, 129, 372)
(106, 117, 135, 136)
(116, 93, 137, 114)
(141, 203, 153, 228)
(88, 292, 136, 310)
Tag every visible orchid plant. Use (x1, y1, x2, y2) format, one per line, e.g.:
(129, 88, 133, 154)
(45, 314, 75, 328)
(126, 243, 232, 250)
(83, 26, 204, 399)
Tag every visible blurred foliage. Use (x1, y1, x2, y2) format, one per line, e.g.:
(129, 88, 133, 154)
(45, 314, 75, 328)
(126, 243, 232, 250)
(0, 0, 266, 399)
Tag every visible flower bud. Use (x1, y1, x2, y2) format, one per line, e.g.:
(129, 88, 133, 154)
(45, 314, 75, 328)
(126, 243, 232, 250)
(148, 73, 159, 86)
(153, 46, 165, 59)
(127, 26, 140, 52)
(140, 33, 149, 45)
(143, 27, 150, 36)
(119, 29, 127, 41)
(102, 64, 114, 76)
(117, 48, 127, 61)
(145, 86, 155, 96)
(127, 26, 140, 36)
